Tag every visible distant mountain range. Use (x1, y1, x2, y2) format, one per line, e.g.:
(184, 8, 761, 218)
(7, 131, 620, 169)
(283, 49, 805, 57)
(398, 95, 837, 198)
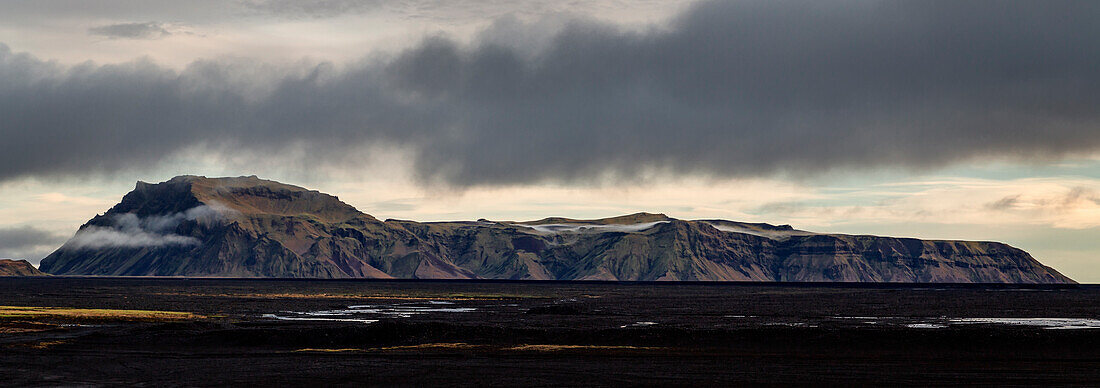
(38, 176, 1073, 283)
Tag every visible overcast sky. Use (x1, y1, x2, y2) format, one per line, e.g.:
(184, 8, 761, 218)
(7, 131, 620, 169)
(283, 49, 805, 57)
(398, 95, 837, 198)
(3, 0, 1100, 282)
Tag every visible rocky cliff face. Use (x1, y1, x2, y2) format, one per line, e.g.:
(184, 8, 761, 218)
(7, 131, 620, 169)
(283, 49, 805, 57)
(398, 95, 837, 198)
(0, 259, 46, 276)
(38, 176, 1074, 283)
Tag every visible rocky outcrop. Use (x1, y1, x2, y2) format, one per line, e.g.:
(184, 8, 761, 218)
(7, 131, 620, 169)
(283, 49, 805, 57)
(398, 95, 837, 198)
(0, 259, 46, 276)
(38, 176, 1074, 283)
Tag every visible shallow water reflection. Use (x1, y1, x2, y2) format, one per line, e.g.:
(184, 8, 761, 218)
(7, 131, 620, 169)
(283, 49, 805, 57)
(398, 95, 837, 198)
(263, 300, 478, 323)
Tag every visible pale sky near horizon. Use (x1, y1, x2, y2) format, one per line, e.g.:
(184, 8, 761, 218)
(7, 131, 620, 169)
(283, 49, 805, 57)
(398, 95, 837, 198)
(2, 0, 1100, 282)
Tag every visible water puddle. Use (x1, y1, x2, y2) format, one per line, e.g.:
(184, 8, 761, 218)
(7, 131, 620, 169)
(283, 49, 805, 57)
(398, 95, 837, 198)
(905, 323, 947, 329)
(763, 322, 812, 327)
(948, 318, 1100, 330)
(261, 314, 379, 324)
(263, 300, 477, 323)
(828, 316, 1100, 330)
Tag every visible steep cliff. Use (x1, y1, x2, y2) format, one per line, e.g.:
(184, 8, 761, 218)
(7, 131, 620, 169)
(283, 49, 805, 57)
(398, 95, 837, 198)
(39, 176, 1074, 283)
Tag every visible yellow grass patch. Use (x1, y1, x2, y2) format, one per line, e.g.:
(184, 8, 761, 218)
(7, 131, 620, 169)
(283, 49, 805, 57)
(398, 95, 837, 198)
(0, 326, 51, 334)
(377, 342, 483, 351)
(27, 340, 67, 349)
(0, 306, 197, 321)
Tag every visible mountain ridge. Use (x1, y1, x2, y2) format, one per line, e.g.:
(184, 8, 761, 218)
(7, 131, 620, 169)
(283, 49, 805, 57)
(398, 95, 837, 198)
(0, 259, 46, 276)
(38, 176, 1074, 283)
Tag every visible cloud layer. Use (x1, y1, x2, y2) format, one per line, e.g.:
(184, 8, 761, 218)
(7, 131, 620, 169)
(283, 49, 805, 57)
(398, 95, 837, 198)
(60, 204, 231, 250)
(239, 0, 383, 19)
(0, 226, 66, 260)
(88, 22, 173, 40)
(754, 177, 1100, 230)
(4, 0, 1100, 187)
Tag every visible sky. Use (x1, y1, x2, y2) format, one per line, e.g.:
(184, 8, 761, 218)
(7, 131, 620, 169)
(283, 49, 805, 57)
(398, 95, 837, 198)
(2, 0, 1100, 282)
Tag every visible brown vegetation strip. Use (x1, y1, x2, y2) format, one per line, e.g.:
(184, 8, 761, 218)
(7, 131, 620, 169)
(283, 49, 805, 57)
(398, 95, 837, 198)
(0, 326, 51, 334)
(293, 343, 664, 354)
(152, 292, 539, 300)
(506, 344, 663, 352)
(295, 343, 486, 353)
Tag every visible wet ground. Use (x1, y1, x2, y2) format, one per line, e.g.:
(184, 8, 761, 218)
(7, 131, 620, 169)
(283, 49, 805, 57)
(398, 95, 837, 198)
(1, 278, 1098, 386)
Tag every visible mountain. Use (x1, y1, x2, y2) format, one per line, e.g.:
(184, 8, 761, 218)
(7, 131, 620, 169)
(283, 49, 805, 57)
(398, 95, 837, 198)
(0, 259, 46, 276)
(39, 176, 1074, 283)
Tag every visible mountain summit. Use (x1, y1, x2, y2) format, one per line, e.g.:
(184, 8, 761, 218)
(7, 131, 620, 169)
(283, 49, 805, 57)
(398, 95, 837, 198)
(39, 176, 1074, 283)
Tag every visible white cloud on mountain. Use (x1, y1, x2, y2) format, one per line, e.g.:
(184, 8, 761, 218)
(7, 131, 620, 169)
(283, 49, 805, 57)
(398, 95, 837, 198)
(61, 203, 234, 250)
(62, 227, 200, 249)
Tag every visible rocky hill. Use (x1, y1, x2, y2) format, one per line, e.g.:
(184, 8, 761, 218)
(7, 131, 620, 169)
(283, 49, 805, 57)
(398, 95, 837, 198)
(0, 259, 46, 276)
(38, 176, 1074, 283)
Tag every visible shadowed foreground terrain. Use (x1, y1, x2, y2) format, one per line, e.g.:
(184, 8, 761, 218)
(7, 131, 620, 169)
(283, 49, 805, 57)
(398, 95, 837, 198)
(1, 278, 1098, 386)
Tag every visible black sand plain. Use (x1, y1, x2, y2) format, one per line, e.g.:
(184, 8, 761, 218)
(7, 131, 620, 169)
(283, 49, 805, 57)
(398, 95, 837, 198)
(1, 277, 1098, 386)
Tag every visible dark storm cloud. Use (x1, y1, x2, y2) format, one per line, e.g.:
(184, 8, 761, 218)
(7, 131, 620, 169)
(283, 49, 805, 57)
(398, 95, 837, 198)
(0, 226, 66, 264)
(0, 225, 63, 252)
(88, 22, 173, 39)
(4, 0, 1100, 186)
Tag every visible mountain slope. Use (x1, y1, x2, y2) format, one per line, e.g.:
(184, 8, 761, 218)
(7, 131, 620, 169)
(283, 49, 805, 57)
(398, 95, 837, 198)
(0, 259, 46, 276)
(39, 176, 1074, 283)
